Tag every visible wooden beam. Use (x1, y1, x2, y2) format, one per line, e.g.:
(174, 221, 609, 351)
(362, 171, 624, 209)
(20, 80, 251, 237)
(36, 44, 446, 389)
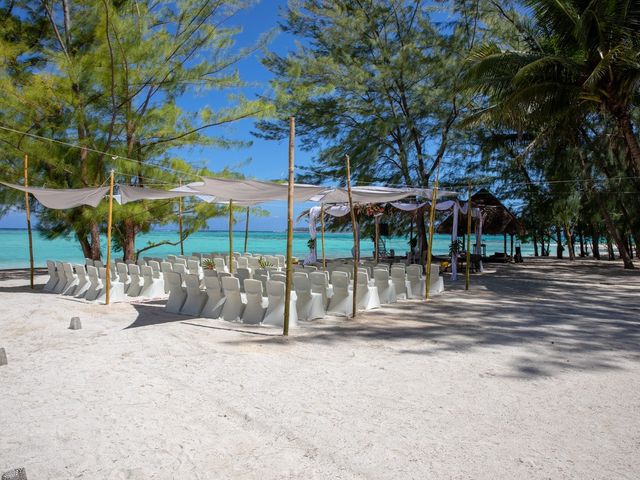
(283, 116, 295, 336)
(24, 154, 34, 289)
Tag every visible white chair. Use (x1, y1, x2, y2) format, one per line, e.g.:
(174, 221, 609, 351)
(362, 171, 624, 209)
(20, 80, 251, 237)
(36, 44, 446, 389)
(271, 272, 286, 283)
(44, 260, 59, 292)
(165, 271, 187, 314)
(201, 277, 225, 319)
(139, 265, 165, 298)
(275, 255, 286, 268)
(248, 257, 260, 269)
(427, 263, 445, 295)
(84, 257, 94, 267)
(127, 264, 144, 297)
(214, 257, 228, 273)
(236, 267, 252, 292)
(116, 263, 131, 294)
(293, 275, 325, 321)
(148, 260, 161, 278)
(220, 276, 244, 322)
(242, 279, 266, 324)
(53, 261, 66, 293)
(237, 257, 249, 269)
(174, 257, 187, 266)
(253, 269, 269, 294)
(327, 271, 352, 317)
(167, 254, 177, 263)
(136, 257, 145, 267)
(61, 263, 79, 295)
(304, 265, 318, 273)
(391, 266, 410, 300)
(309, 271, 332, 308)
(187, 259, 202, 278)
(85, 265, 103, 301)
(356, 272, 381, 311)
(73, 264, 90, 298)
(94, 259, 104, 269)
(374, 269, 397, 304)
(406, 265, 425, 299)
(181, 273, 207, 316)
(173, 263, 188, 275)
(96, 267, 126, 303)
(262, 280, 297, 328)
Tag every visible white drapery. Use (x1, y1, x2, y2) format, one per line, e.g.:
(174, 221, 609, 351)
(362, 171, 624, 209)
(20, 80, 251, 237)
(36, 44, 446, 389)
(1, 181, 109, 209)
(303, 206, 322, 265)
(187, 177, 327, 203)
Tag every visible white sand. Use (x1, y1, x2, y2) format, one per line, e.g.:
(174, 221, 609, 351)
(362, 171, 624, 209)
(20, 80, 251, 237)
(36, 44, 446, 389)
(1, 259, 639, 479)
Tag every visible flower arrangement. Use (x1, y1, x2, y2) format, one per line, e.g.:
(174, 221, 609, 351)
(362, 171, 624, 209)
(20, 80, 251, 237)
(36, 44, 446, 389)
(258, 256, 275, 268)
(364, 203, 384, 217)
(202, 258, 215, 270)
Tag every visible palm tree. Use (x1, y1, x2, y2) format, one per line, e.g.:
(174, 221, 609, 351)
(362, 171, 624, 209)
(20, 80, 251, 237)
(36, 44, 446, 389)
(465, 0, 640, 173)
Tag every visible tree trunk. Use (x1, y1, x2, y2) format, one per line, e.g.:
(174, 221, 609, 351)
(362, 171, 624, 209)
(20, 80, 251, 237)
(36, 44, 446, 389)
(606, 237, 615, 260)
(123, 219, 136, 263)
(77, 233, 92, 259)
(90, 222, 101, 260)
(578, 229, 585, 257)
(614, 108, 640, 175)
(555, 225, 564, 259)
(533, 231, 539, 257)
(592, 229, 600, 259)
(596, 199, 634, 268)
(635, 235, 640, 259)
(564, 224, 575, 261)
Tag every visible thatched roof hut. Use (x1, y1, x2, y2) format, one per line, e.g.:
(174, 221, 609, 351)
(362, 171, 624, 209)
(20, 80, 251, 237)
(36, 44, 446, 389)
(437, 189, 525, 236)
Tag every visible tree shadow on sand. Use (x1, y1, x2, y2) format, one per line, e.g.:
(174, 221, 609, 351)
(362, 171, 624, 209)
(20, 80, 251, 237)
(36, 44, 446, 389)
(213, 260, 640, 379)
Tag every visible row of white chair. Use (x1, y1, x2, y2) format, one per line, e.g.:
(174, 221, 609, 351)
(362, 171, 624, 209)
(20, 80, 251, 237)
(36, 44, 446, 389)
(45, 260, 164, 303)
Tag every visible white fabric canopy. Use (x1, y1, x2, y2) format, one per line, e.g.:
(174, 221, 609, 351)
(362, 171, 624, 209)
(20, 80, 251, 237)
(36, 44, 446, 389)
(303, 206, 322, 265)
(188, 177, 327, 203)
(118, 185, 194, 204)
(1, 181, 109, 209)
(390, 200, 457, 212)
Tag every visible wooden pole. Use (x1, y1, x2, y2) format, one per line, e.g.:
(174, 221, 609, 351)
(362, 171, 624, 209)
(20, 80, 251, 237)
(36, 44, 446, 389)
(465, 186, 472, 291)
(228, 199, 234, 273)
(105, 170, 115, 305)
(345, 154, 358, 319)
(24, 154, 34, 289)
(244, 206, 250, 253)
(283, 116, 295, 336)
(320, 203, 326, 269)
(178, 181, 184, 256)
(374, 216, 380, 264)
(425, 184, 438, 300)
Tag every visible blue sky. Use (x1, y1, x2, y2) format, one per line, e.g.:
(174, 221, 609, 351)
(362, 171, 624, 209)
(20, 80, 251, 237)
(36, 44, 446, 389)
(1, 0, 318, 231)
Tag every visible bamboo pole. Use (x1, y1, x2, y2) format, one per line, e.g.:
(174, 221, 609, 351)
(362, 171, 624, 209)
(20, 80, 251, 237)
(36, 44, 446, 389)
(320, 204, 326, 269)
(24, 154, 34, 289)
(465, 185, 472, 290)
(244, 206, 250, 253)
(105, 170, 115, 305)
(374, 216, 379, 264)
(345, 154, 358, 319)
(283, 116, 295, 336)
(425, 183, 439, 300)
(178, 181, 184, 256)
(228, 199, 234, 273)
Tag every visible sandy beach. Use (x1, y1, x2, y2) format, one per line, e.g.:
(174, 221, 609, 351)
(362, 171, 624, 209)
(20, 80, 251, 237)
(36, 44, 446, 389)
(1, 258, 639, 479)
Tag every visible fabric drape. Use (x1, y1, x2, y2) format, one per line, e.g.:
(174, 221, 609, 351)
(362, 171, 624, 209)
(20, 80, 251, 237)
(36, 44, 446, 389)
(1, 182, 109, 209)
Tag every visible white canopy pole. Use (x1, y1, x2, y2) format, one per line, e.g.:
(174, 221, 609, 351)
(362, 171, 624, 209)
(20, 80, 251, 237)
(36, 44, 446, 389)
(244, 206, 250, 254)
(320, 204, 326, 269)
(345, 154, 358, 319)
(228, 199, 234, 273)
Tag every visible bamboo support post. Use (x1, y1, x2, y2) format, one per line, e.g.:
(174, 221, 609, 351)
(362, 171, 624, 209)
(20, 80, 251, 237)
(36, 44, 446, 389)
(345, 154, 358, 319)
(283, 116, 295, 336)
(374, 216, 379, 264)
(228, 199, 234, 273)
(244, 207, 250, 253)
(178, 181, 184, 256)
(24, 154, 34, 289)
(105, 170, 115, 305)
(425, 183, 438, 300)
(320, 204, 326, 269)
(465, 186, 472, 290)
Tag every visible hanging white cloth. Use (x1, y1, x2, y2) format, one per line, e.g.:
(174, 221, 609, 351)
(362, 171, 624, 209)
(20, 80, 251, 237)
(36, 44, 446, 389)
(303, 206, 321, 265)
(324, 205, 351, 217)
(0, 181, 109, 209)
(475, 209, 484, 272)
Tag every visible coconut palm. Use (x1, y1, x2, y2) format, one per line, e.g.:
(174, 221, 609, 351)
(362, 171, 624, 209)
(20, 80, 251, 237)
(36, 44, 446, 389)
(465, 0, 640, 173)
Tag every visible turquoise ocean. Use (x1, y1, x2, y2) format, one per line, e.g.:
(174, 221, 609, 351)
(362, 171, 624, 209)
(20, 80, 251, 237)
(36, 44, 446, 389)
(0, 229, 536, 269)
